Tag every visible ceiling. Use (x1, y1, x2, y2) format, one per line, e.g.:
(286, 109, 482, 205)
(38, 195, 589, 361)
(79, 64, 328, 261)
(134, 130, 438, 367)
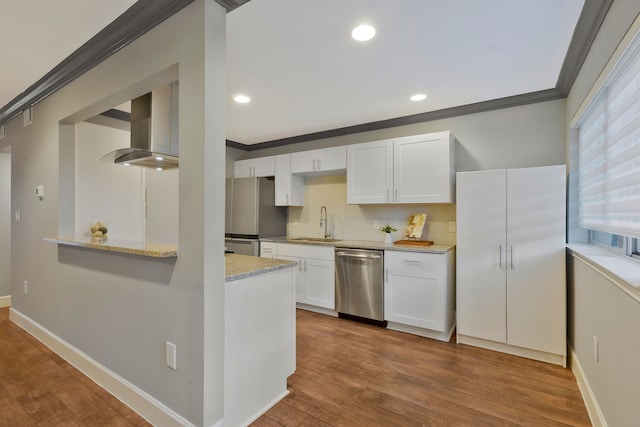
(1, 0, 599, 148)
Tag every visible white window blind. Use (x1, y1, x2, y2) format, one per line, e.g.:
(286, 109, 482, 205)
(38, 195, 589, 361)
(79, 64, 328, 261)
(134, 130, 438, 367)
(578, 27, 640, 238)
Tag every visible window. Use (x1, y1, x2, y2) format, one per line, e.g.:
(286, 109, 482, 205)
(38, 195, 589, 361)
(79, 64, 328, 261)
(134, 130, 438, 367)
(577, 24, 640, 258)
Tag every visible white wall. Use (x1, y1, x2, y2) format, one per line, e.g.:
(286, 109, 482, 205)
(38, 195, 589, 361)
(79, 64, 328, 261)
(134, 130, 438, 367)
(5, 1, 227, 425)
(568, 255, 640, 427)
(0, 151, 10, 299)
(145, 168, 179, 245)
(74, 122, 144, 240)
(565, 1, 640, 425)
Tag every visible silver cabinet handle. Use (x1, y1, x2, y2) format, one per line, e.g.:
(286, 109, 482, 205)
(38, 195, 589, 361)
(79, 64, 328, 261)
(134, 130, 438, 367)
(304, 259, 308, 272)
(312, 159, 317, 170)
(286, 194, 289, 205)
(395, 189, 398, 202)
(499, 245, 502, 270)
(298, 260, 302, 272)
(385, 267, 389, 283)
(403, 260, 421, 264)
(510, 246, 514, 270)
(317, 158, 321, 170)
(386, 189, 390, 203)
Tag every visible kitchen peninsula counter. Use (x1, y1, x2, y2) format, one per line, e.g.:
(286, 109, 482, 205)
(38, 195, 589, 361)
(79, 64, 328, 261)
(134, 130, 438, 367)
(44, 236, 178, 258)
(261, 236, 454, 254)
(224, 254, 297, 282)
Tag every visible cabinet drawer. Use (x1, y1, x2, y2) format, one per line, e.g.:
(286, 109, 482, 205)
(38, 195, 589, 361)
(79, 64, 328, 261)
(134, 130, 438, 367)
(385, 251, 444, 271)
(277, 243, 334, 260)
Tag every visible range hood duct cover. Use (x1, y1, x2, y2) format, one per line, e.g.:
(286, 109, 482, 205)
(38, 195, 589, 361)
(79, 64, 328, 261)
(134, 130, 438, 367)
(101, 82, 179, 170)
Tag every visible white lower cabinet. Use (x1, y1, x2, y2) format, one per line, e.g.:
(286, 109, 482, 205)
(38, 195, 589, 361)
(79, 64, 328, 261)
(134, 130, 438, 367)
(384, 250, 455, 341)
(276, 243, 335, 310)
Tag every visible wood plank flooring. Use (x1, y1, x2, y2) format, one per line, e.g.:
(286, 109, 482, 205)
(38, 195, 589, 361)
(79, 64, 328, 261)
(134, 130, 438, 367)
(1, 306, 591, 426)
(254, 309, 591, 427)
(0, 307, 150, 426)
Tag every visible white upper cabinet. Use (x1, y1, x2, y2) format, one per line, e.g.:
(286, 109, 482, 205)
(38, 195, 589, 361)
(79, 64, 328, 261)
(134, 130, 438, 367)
(394, 132, 455, 204)
(347, 131, 455, 204)
(234, 156, 275, 178)
(346, 139, 394, 204)
(291, 146, 346, 176)
(274, 154, 304, 206)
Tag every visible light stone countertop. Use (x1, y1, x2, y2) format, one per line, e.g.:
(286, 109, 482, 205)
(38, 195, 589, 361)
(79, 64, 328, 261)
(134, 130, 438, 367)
(44, 236, 178, 258)
(261, 236, 455, 254)
(225, 254, 297, 283)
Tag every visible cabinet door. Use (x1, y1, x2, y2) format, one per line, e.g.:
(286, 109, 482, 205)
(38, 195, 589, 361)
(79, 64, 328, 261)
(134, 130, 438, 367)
(456, 169, 508, 343)
(290, 151, 316, 174)
(347, 139, 393, 204)
(252, 156, 275, 177)
(274, 154, 304, 206)
(278, 255, 305, 303)
(234, 159, 254, 178)
(315, 146, 346, 172)
(305, 258, 335, 310)
(384, 252, 446, 331)
(506, 165, 566, 355)
(394, 132, 454, 203)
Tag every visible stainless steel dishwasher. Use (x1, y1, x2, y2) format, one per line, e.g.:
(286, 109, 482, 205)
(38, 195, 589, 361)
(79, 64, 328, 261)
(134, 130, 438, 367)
(335, 248, 385, 323)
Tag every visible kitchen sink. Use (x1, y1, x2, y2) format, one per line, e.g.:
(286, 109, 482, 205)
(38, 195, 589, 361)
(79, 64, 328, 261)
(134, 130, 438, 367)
(290, 237, 342, 243)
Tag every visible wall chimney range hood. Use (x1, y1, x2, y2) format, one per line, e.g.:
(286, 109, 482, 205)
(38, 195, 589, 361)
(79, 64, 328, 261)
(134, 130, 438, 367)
(101, 82, 179, 170)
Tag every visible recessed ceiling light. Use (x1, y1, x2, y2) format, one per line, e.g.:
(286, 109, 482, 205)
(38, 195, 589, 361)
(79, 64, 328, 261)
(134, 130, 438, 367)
(410, 94, 427, 102)
(233, 94, 251, 103)
(156, 167, 163, 171)
(352, 24, 375, 42)
(123, 163, 131, 166)
(155, 156, 164, 161)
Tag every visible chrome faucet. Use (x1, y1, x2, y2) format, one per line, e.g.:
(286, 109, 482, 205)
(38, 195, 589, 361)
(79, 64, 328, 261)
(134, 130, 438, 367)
(320, 205, 331, 238)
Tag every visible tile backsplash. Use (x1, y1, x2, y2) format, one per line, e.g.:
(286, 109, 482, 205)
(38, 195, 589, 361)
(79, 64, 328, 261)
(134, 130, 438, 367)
(287, 175, 456, 245)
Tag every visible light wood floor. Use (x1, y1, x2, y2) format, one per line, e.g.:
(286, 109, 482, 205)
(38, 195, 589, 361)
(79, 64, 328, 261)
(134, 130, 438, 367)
(0, 307, 150, 426)
(1, 306, 591, 427)
(254, 309, 591, 427)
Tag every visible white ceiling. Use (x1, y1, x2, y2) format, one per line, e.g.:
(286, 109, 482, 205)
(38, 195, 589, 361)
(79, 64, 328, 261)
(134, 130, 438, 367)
(0, 0, 585, 146)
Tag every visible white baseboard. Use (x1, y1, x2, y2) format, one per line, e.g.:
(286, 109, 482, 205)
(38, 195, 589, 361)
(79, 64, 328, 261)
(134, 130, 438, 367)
(9, 308, 195, 427)
(0, 295, 11, 308)
(386, 321, 455, 342)
(296, 303, 338, 317)
(569, 346, 608, 427)
(457, 334, 566, 366)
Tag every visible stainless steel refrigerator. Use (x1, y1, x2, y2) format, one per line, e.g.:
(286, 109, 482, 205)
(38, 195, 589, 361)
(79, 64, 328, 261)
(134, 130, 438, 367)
(225, 177, 287, 256)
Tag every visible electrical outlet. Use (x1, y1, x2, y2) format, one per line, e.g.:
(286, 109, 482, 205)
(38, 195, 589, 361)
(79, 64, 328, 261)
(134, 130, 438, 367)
(15, 211, 21, 223)
(593, 336, 599, 362)
(165, 341, 177, 370)
(23, 281, 28, 295)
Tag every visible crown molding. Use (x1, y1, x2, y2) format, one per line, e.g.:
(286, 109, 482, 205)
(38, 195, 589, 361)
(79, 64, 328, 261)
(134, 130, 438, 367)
(0, 0, 250, 126)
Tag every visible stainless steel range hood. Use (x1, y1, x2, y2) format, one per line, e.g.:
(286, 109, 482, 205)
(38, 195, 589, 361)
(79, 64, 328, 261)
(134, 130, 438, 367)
(101, 82, 179, 170)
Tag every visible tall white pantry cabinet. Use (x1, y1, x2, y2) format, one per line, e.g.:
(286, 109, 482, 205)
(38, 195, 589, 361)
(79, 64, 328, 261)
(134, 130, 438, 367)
(456, 165, 567, 366)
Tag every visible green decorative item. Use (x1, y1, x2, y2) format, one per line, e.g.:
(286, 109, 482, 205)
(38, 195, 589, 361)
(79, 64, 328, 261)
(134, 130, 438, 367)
(380, 224, 397, 233)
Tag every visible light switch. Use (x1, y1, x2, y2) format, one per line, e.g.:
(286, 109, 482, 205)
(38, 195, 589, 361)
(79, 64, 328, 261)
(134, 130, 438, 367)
(165, 341, 177, 370)
(15, 211, 21, 223)
(35, 185, 44, 201)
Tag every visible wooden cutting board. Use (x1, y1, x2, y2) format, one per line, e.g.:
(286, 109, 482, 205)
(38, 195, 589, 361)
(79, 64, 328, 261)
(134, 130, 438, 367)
(394, 240, 434, 246)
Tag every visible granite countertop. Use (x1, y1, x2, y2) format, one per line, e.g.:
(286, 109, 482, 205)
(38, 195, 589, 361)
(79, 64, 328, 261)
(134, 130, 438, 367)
(261, 236, 454, 254)
(225, 254, 297, 283)
(44, 236, 178, 258)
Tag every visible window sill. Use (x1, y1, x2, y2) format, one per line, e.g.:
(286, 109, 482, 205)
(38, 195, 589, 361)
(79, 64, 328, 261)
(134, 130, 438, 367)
(567, 244, 640, 303)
